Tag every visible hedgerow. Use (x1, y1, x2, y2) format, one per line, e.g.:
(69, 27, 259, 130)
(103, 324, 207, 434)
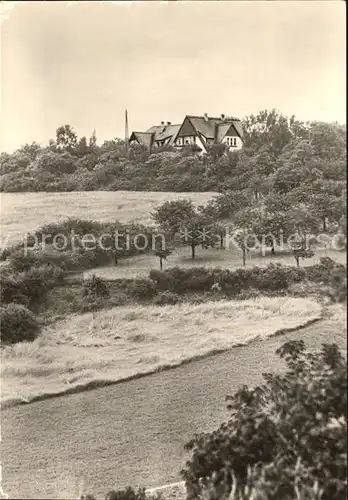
(148, 259, 346, 301)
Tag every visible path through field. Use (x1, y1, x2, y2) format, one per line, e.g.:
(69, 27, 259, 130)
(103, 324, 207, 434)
(2, 308, 346, 499)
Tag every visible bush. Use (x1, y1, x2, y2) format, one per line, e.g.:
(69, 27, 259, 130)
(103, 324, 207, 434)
(104, 488, 149, 500)
(80, 487, 162, 500)
(149, 267, 216, 294)
(82, 275, 110, 299)
(153, 291, 179, 305)
(0, 263, 65, 307)
(130, 279, 157, 300)
(182, 340, 347, 500)
(0, 303, 40, 344)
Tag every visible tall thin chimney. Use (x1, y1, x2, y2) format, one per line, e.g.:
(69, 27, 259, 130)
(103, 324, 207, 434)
(125, 109, 129, 153)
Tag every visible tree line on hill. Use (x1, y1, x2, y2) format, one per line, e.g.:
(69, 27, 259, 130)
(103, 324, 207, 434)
(0, 110, 346, 200)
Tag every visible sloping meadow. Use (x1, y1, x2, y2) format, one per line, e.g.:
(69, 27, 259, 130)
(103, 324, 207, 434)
(1, 297, 322, 407)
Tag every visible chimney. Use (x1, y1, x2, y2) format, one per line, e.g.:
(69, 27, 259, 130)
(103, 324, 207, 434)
(220, 114, 225, 120)
(203, 113, 209, 122)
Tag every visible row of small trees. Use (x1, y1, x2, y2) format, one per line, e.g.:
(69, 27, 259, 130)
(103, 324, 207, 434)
(150, 193, 346, 268)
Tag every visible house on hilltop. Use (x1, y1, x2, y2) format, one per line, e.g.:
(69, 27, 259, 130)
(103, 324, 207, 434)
(129, 122, 181, 151)
(129, 113, 243, 154)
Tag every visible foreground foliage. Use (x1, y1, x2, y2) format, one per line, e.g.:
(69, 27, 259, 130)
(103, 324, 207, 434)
(182, 340, 347, 500)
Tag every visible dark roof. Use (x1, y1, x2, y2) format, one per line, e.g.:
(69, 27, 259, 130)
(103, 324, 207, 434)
(187, 115, 244, 141)
(146, 125, 163, 135)
(129, 132, 154, 149)
(154, 124, 181, 142)
(187, 116, 221, 139)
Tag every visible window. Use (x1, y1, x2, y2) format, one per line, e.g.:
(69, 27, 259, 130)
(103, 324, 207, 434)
(226, 137, 237, 147)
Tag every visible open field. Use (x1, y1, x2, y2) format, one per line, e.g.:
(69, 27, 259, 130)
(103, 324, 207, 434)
(0, 191, 216, 246)
(2, 304, 345, 499)
(84, 245, 347, 279)
(1, 297, 322, 407)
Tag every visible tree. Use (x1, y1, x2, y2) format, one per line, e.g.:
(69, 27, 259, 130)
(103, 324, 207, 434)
(232, 228, 255, 266)
(232, 208, 260, 264)
(151, 199, 196, 235)
(203, 190, 253, 222)
(153, 235, 173, 270)
(289, 235, 315, 267)
(56, 124, 78, 152)
(273, 140, 322, 194)
(179, 214, 217, 260)
(183, 340, 347, 500)
(75, 136, 89, 158)
(206, 143, 227, 162)
(17, 142, 41, 161)
(309, 121, 346, 161)
(243, 109, 309, 157)
(88, 129, 97, 151)
(0, 151, 31, 174)
(239, 147, 274, 199)
(26, 151, 76, 175)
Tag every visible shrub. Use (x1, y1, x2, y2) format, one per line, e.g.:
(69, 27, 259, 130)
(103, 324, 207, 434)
(182, 340, 347, 500)
(104, 488, 149, 500)
(153, 291, 179, 306)
(130, 279, 157, 300)
(82, 275, 110, 299)
(149, 267, 216, 294)
(82, 487, 162, 500)
(0, 303, 40, 344)
(0, 263, 65, 307)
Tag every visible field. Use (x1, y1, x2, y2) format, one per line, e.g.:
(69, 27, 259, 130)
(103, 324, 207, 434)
(2, 303, 346, 499)
(0, 191, 216, 246)
(1, 297, 322, 407)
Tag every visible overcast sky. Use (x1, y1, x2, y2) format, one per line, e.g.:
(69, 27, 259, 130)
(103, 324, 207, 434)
(0, 1, 345, 152)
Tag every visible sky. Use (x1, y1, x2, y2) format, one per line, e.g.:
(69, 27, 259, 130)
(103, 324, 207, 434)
(0, 1, 346, 153)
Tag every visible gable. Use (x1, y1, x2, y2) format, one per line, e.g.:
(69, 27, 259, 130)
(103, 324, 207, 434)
(225, 123, 239, 137)
(231, 120, 244, 139)
(216, 123, 231, 143)
(130, 132, 153, 149)
(176, 116, 197, 138)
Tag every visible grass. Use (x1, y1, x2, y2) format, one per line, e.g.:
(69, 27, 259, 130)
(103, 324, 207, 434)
(1, 297, 322, 407)
(83, 245, 347, 280)
(0, 191, 216, 246)
(2, 304, 345, 499)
